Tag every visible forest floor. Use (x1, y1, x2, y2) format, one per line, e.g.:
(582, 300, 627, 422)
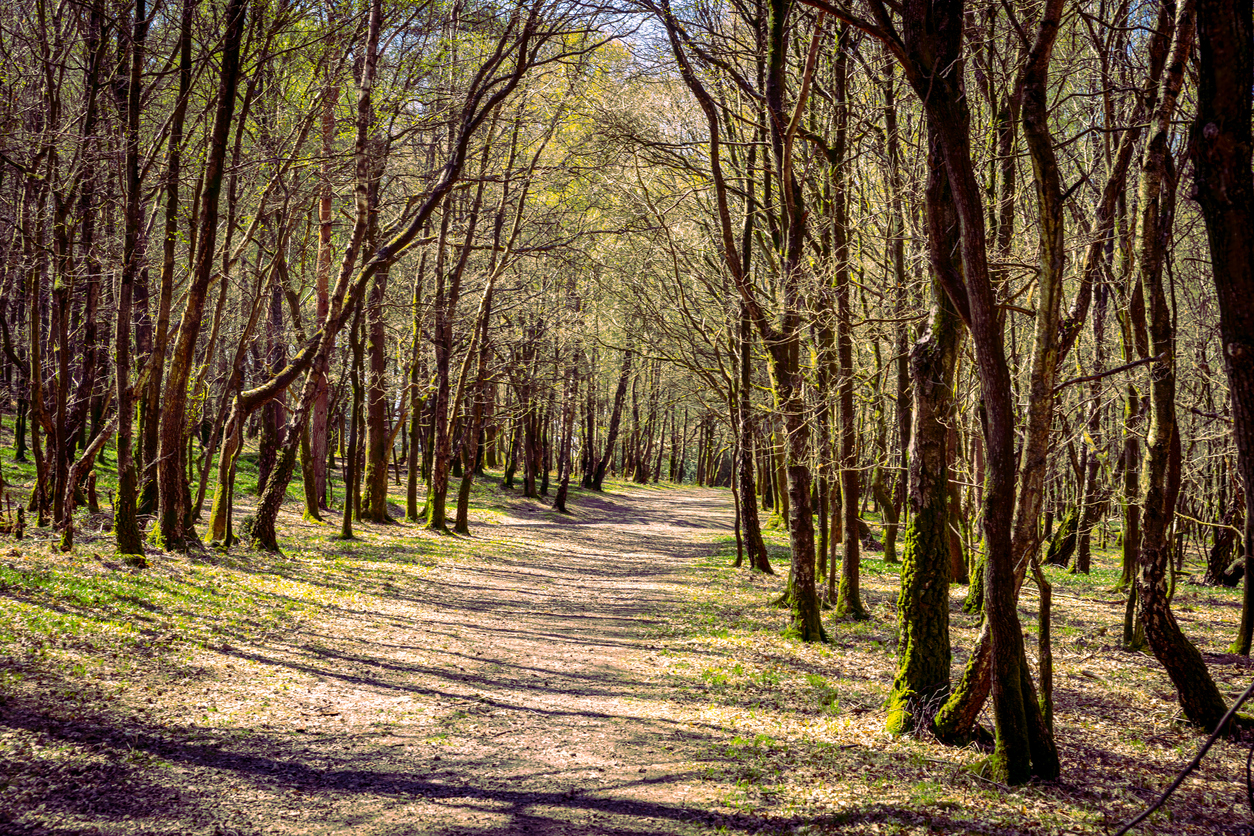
(0, 476, 1251, 835)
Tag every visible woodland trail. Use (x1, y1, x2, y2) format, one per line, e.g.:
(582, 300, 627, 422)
(278, 485, 744, 836)
(3, 486, 755, 836)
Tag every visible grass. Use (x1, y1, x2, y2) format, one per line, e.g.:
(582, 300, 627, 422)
(647, 515, 1251, 835)
(0, 404, 534, 704)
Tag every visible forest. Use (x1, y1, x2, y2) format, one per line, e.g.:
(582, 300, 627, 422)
(0, 0, 1252, 831)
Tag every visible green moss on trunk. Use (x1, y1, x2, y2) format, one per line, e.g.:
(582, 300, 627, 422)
(886, 500, 951, 734)
(1044, 507, 1078, 566)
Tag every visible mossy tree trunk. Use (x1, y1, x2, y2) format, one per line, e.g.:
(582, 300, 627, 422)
(1202, 498, 1242, 585)
(1044, 507, 1078, 567)
(896, 0, 1059, 783)
(886, 280, 961, 735)
(207, 402, 242, 545)
(113, 0, 147, 556)
(155, 0, 245, 551)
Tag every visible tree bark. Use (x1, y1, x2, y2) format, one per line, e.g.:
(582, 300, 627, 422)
(311, 21, 340, 512)
(553, 341, 580, 513)
(405, 247, 429, 521)
(113, 0, 148, 556)
(155, 0, 246, 550)
(1194, 0, 1254, 658)
(454, 280, 495, 533)
(737, 303, 771, 573)
(426, 137, 494, 530)
(1129, 0, 1232, 731)
(592, 347, 632, 491)
(886, 283, 962, 735)
(892, 0, 1058, 782)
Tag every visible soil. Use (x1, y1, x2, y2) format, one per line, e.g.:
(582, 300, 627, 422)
(0, 486, 750, 835)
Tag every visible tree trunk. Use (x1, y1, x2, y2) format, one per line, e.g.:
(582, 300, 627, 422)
(113, 0, 148, 556)
(737, 303, 771, 573)
(360, 259, 393, 523)
(592, 348, 631, 491)
(155, 0, 246, 550)
(898, 0, 1058, 782)
(426, 137, 494, 530)
(311, 39, 340, 512)
(340, 303, 366, 539)
(454, 280, 496, 534)
(821, 30, 864, 621)
(886, 284, 962, 735)
(1194, 0, 1254, 658)
(553, 344, 580, 514)
(1135, 0, 1231, 729)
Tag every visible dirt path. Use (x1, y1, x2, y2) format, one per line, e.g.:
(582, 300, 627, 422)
(293, 486, 739, 836)
(41, 486, 745, 835)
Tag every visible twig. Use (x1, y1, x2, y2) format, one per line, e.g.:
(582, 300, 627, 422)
(1187, 406, 1234, 425)
(1113, 678, 1254, 835)
(968, 770, 1014, 792)
(1053, 353, 1164, 395)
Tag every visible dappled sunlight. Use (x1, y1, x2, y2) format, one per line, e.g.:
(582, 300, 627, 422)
(1, 479, 1250, 834)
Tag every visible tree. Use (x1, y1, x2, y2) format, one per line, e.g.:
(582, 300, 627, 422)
(154, 0, 247, 551)
(1193, 0, 1254, 662)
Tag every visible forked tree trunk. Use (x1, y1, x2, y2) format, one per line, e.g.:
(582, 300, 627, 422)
(660, 0, 823, 640)
(897, 0, 1058, 782)
(248, 0, 544, 552)
(426, 137, 493, 530)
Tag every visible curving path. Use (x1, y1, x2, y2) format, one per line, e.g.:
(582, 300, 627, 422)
(182, 486, 742, 835)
